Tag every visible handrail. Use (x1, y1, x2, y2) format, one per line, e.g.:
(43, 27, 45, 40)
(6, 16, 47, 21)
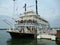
(15, 23, 41, 26)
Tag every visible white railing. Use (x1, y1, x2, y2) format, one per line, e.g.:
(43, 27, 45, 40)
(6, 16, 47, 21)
(15, 23, 41, 26)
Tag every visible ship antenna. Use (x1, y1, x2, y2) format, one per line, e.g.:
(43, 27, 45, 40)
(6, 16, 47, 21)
(35, 0, 38, 15)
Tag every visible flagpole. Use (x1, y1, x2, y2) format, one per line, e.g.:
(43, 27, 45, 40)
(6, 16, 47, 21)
(23, 3, 27, 15)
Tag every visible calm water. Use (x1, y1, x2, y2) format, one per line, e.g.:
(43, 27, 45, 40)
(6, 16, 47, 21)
(0, 30, 60, 45)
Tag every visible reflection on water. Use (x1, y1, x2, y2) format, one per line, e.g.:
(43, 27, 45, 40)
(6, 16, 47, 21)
(0, 30, 60, 45)
(7, 39, 37, 45)
(7, 38, 60, 45)
(55, 40, 60, 45)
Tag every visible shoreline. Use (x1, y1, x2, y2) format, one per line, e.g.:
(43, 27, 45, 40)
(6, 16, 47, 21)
(0, 29, 8, 30)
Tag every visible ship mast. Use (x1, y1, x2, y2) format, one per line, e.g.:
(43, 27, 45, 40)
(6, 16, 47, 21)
(34, 0, 38, 39)
(13, 0, 16, 16)
(13, 0, 16, 30)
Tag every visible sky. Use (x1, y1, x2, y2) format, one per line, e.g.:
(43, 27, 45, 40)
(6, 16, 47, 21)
(0, 0, 60, 28)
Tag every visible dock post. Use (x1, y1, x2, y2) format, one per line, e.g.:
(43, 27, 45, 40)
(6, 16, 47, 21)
(56, 30, 60, 41)
(34, 27, 37, 39)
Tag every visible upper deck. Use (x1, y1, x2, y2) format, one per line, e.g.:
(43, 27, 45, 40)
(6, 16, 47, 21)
(15, 11, 48, 25)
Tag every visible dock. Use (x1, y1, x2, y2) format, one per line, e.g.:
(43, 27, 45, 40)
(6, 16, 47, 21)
(56, 30, 60, 41)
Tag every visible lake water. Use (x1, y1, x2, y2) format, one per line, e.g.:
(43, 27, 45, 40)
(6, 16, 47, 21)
(0, 30, 60, 45)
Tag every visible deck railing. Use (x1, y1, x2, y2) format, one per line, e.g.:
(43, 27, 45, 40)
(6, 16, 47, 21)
(15, 23, 41, 26)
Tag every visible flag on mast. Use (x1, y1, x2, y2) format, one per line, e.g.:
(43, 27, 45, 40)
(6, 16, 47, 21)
(23, 4, 26, 8)
(23, 4, 26, 11)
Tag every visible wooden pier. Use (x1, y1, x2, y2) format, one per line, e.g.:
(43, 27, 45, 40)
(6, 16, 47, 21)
(56, 30, 60, 41)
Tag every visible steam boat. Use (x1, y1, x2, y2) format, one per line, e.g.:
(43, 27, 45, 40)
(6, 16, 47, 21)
(7, 0, 50, 39)
(7, 11, 50, 39)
